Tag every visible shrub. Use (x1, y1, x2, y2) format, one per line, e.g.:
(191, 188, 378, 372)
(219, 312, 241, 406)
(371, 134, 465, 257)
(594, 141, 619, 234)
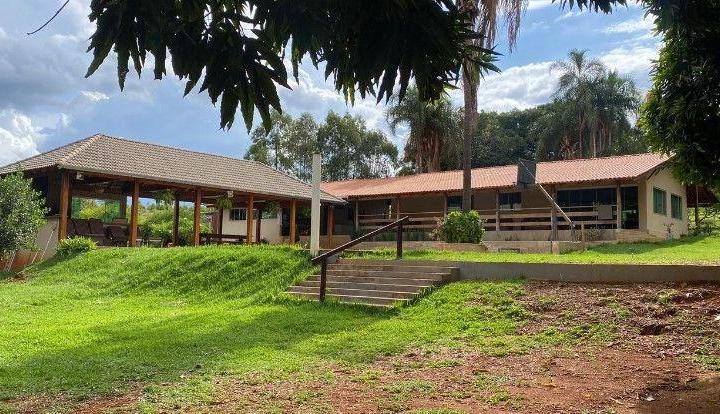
(57, 237, 97, 256)
(433, 210, 484, 244)
(0, 172, 47, 257)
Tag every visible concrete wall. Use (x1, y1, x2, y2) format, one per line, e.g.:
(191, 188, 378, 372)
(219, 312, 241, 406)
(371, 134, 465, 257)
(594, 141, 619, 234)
(342, 259, 720, 283)
(1, 217, 59, 271)
(220, 208, 282, 244)
(643, 168, 688, 239)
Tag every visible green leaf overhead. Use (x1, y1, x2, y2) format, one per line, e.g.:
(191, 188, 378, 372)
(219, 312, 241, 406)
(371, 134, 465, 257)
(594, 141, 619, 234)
(85, 0, 495, 131)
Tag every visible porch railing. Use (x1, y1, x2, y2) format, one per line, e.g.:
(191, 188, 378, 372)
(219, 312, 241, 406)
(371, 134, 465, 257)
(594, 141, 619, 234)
(311, 216, 409, 302)
(357, 205, 618, 233)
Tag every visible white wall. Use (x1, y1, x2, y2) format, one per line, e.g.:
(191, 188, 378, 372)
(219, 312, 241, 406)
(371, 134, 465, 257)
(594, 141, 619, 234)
(643, 168, 688, 239)
(220, 209, 282, 244)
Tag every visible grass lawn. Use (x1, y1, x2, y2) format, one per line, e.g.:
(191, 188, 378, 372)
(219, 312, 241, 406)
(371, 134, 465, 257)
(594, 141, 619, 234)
(0, 245, 608, 412)
(350, 233, 720, 265)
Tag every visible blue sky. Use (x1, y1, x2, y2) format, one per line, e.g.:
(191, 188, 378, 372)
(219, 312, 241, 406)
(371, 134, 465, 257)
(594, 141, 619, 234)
(0, 0, 659, 167)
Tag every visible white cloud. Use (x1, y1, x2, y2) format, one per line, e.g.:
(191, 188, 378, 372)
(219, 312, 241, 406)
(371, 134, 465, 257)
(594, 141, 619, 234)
(600, 43, 661, 76)
(80, 91, 110, 102)
(527, 0, 556, 10)
(603, 16, 654, 34)
(0, 110, 44, 166)
(448, 61, 558, 112)
(554, 10, 582, 22)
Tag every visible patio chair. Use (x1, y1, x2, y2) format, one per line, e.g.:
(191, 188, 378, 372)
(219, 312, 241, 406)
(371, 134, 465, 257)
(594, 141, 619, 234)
(105, 225, 129, 246)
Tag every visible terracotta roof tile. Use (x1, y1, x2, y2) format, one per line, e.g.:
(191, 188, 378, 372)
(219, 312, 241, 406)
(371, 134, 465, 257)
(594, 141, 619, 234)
(0, 134, 344, 203)
(322, 153, 670, 198)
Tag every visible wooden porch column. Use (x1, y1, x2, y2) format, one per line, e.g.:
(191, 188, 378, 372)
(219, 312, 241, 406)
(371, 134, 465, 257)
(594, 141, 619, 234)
(290, 199, 297, 243)
(616, 183, 622, 230)
(327, 204, 334, 247)
(443, 193, 448, 217)
(246, 194, 254, 244)
(396, 196, 401, 219)
(256, 207, 262, 243)
(494, 190, 501, 232)
(550, 186, 558, 240)
(353, 200, 359, 232)
(217, 208, 224, 236)
(58, 171, 71, 241)
(129, 181, 140, 247)
(172, 198, 180, 246)
(694, 185, 700, 228)
(193, 188, 201, 246)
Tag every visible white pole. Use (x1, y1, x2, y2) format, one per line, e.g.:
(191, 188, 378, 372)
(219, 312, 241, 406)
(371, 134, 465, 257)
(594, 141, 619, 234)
(310, 153, 321, 256)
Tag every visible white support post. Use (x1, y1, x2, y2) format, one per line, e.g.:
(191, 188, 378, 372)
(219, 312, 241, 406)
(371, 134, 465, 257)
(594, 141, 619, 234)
(310, 153, 321, 256)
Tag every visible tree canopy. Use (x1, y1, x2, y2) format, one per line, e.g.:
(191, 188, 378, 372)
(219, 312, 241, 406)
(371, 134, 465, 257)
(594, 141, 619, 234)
(85, 0, 493, 131)
(245, 111, 397, 181)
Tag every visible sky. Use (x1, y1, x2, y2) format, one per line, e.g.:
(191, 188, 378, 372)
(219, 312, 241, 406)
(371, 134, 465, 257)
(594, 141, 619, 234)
(0, 0, 660, 167)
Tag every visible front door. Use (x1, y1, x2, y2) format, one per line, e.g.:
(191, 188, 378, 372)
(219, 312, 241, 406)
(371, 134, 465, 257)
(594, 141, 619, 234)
(621, 186, 639, 229)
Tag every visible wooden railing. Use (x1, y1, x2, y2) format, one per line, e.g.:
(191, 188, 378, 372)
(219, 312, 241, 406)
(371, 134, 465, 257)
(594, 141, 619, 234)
(311, 216, 410, 302)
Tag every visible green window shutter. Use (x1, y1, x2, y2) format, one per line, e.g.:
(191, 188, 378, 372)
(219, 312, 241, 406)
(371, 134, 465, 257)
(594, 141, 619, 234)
(653, 188, 667, 215)
(671, 194, 682, 220)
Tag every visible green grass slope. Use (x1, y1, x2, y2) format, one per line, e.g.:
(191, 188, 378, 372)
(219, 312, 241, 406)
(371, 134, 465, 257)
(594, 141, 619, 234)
(0, 246, 599, 404)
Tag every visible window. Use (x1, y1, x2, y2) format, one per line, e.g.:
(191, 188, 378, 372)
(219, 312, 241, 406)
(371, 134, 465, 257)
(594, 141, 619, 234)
(447, 196, 463, 211)
(499, 192, 521, 210)
(557, 187, 616, 208)
(229, 208, 245, 221)
(229, 208, 260, 220)
(671, 194, 682, 220)
(653, 188, 667, 215)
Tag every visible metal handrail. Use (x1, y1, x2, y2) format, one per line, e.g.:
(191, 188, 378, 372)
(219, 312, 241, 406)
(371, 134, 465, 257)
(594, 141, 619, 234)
(311, 216, 410, 302)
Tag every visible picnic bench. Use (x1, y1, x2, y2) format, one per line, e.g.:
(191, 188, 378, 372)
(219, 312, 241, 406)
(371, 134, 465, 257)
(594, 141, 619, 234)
(200, 233, 247, 245)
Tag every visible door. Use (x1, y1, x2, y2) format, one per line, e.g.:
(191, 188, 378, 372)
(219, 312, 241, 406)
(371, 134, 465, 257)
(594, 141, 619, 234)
(621, 186, 639, 229)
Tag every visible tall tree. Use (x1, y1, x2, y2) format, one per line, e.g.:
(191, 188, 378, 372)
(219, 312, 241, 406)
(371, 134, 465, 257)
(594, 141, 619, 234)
(386, 87, 461, 173)
(82, 1, 494, 131)
(245, 111, 397, 181)
(459, 0, 523, 212)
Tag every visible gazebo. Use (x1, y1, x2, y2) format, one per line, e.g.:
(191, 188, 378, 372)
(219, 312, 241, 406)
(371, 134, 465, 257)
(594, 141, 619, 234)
(0, 134, 344, 252)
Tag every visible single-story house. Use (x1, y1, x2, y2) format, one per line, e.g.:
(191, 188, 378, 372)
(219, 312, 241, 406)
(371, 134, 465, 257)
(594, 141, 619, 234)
(321, 153, 694, 242)
(0, 134, 343, 267)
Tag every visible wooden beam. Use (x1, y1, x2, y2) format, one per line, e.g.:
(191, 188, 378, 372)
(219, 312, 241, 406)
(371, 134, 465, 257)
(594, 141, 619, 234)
(172, 198, 180, 246)
(495, 190, 501, 232)
(58, 171, 71, 241)
(290, 199, 297, 243)
(193, 188, 202, 246)
(396, 197, 401, 219)
(256, 207, 262, 243)
(353, 200, 359, 232)
(616, 183, 622, 230)
(550, 185, 558, 241)
(129, 181, 140, 247)
(443, 193, 448, 217)
(218, 208, 224, 237)
(246, 194, 254, 244)
(327, 204, 334, 247)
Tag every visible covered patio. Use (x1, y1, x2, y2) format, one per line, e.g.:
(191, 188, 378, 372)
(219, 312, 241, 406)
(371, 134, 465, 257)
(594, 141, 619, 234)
(0, 134, 344, 257)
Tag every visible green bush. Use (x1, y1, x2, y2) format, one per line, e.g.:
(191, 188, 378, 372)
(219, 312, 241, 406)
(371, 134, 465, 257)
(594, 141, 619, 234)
(0, 172, 47, 257)
(139, 206, 211, 246)
(57, 237, 97, 256)
(432, 210, 484, 244)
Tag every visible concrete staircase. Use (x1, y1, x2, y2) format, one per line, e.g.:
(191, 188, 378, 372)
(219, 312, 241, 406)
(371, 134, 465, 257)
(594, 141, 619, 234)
(287, 260, 460, 307)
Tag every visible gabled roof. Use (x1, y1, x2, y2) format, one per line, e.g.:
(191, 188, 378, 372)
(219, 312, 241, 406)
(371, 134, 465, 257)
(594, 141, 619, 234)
(0, 134, 344, 203)
(322, 153, 670, 199)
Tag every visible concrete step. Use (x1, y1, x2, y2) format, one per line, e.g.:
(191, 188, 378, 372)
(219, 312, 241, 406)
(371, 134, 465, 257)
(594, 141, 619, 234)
(299, 279, 432, 293)
(324, 269, 451, 281)
(289, 291, 407, 307)
(304, 274, 440, 286)
(288, 285, 420, 299)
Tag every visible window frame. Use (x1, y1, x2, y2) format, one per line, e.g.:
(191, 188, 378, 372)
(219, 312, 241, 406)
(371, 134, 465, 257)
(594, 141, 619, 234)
(670, 193, 683, 220)
(499, 192, 522, 210)
(653, 187, 667, 216)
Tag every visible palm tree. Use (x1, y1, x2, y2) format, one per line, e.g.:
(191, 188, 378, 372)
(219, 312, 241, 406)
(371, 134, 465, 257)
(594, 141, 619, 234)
(459, 0, 525, 211)
(544, 50, 641, 159)
(386, 87, 460, 173)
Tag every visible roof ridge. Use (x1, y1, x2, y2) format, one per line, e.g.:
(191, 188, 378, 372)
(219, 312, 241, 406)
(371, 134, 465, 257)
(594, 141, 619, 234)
(95, 133, 258, 165)
(58, 134, 101, 165)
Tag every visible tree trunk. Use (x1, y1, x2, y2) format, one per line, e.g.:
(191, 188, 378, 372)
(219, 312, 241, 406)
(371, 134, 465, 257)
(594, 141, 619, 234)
(460, 0, 479, 212)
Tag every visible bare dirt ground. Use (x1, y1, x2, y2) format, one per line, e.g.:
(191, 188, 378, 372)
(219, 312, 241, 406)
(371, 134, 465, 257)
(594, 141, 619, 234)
(17, 282, 720, 414)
